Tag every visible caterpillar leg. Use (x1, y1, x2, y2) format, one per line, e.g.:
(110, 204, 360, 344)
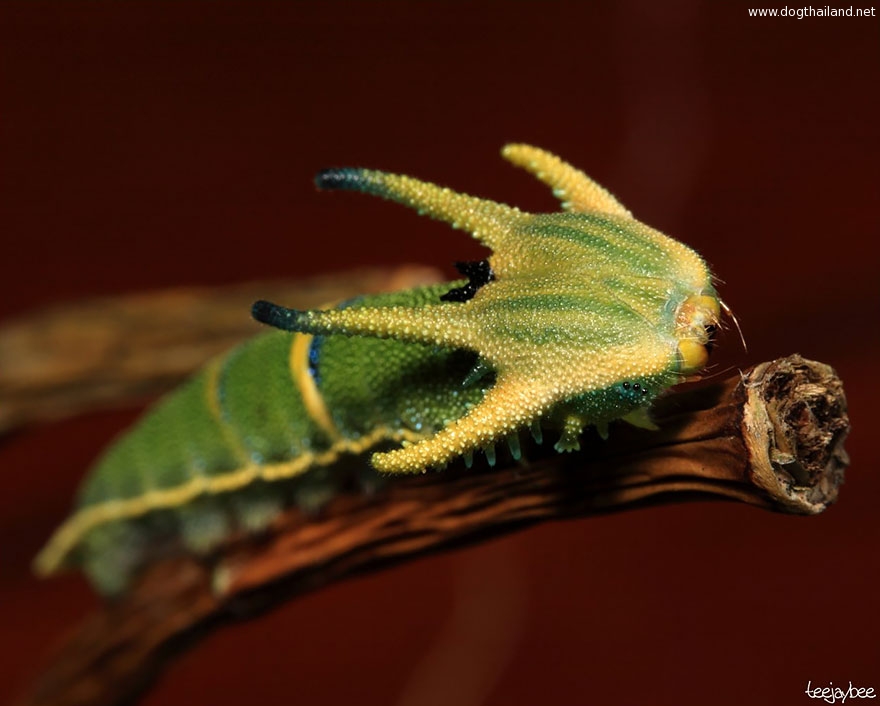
(371, 376, 552, 473)
(554, 413, 588, 452)
(501, 144, 631, 218)
(315, 167, 525, 251)
(621, 406, 659, 431)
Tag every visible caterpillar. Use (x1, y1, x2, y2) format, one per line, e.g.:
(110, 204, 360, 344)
(34, 144, 722, 595)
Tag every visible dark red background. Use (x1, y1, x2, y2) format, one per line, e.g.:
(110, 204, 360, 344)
(1, 3, 878, 705)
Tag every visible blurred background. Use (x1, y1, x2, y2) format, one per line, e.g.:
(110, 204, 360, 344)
(1, 2, 877, 705)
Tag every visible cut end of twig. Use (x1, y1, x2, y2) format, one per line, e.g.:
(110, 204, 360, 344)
(742, 355, 849, 514)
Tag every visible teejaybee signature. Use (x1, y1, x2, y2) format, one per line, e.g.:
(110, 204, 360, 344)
(35, 144, 723, 594)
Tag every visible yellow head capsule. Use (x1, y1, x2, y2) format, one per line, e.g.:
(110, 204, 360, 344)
(675, 293, 721, 375)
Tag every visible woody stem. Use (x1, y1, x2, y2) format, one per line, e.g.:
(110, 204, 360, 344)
(19, 355, 848, 706)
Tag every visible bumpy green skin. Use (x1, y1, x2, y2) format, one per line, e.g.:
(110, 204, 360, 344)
(72, 285, 486, 593)
(315, 287, 485, 438)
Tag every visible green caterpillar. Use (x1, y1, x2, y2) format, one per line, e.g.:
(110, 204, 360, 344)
(34, 144, 722, 595)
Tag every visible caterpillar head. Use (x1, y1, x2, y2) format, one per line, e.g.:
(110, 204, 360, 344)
(255, 144, 722, 472)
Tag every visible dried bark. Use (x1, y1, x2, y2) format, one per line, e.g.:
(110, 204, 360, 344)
(19, 355, 849, 706)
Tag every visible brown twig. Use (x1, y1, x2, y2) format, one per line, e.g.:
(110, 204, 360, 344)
(20, 355, 848, 706)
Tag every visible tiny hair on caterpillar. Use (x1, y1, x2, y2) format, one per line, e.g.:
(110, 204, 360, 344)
(34, 144, 723, 595)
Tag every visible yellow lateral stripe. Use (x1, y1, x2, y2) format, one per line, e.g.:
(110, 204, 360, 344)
(290, 332, 342, 441)
(204, 356, 252, 466)
(33, 426, 425, 577)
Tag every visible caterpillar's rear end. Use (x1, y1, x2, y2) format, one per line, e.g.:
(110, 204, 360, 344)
(35, 285, 488, 594)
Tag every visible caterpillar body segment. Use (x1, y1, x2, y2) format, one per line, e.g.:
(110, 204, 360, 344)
(36, 144, 722, 595)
